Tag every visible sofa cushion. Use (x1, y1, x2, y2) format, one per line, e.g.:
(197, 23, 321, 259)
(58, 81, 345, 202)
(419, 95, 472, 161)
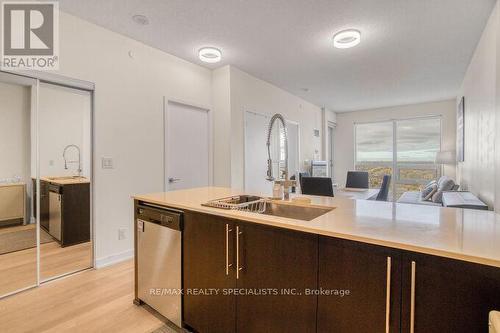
(397, 191, 442, 206)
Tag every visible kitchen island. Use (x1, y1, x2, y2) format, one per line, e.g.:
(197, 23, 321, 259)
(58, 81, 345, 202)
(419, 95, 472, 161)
(133, 187, 500, 333)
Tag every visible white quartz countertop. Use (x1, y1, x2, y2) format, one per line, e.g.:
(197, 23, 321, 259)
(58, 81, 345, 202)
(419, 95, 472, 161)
(133, 187, 500, 268)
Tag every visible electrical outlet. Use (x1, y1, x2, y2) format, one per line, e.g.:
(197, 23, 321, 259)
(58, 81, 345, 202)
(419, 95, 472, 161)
(118, 228, 127, 240)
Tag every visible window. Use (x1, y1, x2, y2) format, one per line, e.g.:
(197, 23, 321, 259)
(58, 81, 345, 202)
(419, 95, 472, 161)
(355, 117, 441, 200)
(395, 118, 441, 199)
(355, 121, 394, 190)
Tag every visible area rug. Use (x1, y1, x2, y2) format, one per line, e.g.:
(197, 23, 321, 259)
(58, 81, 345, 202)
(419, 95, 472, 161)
(0, 227, 54, 255)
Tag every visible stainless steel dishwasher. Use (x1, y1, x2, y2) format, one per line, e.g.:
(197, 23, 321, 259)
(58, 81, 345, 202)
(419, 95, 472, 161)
(48, 184, 62, 241)
(136, 203, 183, 328)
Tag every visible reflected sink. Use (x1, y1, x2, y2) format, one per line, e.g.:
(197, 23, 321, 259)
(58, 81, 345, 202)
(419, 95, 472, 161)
(262, 202, 334, 221)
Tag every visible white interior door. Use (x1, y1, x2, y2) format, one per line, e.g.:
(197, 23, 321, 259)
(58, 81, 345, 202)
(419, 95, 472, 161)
(286, 121, 299, 178)
(165, 101, 210, 191)
(328, 124, 335, 179)
(244, 112, 270, 194)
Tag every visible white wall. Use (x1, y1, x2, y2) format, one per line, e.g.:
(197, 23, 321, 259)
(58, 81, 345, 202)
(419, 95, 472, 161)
(458, 1, 498, 209)
(38, 83, 92, 178)
(229, 66, 323, 189)
(334, 100, 457, 187)
(54, 12, 212, 265)
(496, 1, 500, 211)
(0, 82, 31, 183)
(211, 66, 232, 187)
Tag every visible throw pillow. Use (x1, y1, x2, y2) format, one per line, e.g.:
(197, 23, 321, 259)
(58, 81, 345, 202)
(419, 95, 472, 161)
(424, 179, 437, 188)
(423, 184, 438, 201)
(439, 178, 455, 192)
(432, 177, 456, 203)
(421, 183, 436, 199)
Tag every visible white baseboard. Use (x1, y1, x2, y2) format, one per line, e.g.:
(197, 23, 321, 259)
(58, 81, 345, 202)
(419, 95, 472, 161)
(95, 249, 134, 269)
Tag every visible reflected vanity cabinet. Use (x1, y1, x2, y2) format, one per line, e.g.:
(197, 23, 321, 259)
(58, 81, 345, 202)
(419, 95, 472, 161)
(181, 211, 500, 333)
(34, 179, 90, 247)
(0, 183, 26, 227)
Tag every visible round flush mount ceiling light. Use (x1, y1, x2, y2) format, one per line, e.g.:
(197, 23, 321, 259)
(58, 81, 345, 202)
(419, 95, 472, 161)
(198, 47, 222, 63)
(132, 14, 149, 26)
(333, 29, 361, 49)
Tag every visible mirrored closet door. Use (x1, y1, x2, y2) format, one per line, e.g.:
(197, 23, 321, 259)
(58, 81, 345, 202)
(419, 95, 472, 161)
(0, 72, 38, 296)
(38, 82, 93, 282)
(0, 71, 94, 298)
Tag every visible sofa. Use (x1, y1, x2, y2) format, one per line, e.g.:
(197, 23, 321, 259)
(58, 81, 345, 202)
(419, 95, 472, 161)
(397, 176, 456, 207)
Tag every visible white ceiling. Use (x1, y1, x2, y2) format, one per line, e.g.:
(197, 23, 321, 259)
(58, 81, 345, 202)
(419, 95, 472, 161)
(58, 0, 496, 112)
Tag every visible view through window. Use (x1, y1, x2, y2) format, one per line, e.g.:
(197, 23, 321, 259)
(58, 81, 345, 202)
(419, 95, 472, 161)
(355, 117, 441, 200)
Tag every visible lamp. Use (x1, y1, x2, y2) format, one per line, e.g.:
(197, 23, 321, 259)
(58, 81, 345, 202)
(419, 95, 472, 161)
(435, 151, 456, 165)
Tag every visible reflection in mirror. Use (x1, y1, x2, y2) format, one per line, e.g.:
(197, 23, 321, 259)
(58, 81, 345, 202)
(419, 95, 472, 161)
(38, 82, 92, 282)
(0, 74, 37, 296)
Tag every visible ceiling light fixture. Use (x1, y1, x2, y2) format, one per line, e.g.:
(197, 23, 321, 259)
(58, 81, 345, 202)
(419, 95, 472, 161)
(333, 29, 361, 49)
(132, 14, 149, 26)
(198, 47, 222, 63)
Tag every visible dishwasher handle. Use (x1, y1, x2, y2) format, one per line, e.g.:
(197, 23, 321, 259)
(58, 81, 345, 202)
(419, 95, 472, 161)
(137, 204, 183, 231)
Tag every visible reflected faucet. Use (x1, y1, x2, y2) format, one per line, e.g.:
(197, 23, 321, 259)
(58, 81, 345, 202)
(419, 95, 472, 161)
(63, 144, 82, 176)
(266, 113, 295, 199)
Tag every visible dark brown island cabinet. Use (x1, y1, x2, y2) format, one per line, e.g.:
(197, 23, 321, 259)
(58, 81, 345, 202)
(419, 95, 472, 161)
(34, 179, 90, 247)
(136, 204, 500, 333)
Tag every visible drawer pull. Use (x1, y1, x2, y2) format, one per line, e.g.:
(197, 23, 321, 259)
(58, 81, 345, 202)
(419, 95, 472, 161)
(386, 256, 391, 333)
(225, 224, 232, 275)
(410, 261, 416, 333)
(236, 226, 242, 279)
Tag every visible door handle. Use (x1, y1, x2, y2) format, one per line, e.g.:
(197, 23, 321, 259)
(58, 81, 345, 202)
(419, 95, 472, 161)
(168, 178, 181, 183)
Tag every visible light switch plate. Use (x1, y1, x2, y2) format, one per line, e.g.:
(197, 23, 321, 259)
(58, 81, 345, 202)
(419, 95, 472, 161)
(102, 157, 113, 169)
(118, 228, 127, 240)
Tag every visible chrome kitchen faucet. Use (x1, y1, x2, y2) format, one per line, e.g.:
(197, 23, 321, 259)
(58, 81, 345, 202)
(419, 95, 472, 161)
(266, 113, 295, 199)
(63, 144, 82, 176)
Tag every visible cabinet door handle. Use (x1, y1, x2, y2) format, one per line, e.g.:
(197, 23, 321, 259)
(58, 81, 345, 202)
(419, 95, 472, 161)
(410, 261, 416, 333)
(236, 226, 242, 279)
(386, 256, 391, 333)
(225, 224, 232, 275)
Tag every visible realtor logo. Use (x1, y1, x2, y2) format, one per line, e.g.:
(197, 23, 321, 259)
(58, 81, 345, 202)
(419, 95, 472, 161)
(1, 1, 59, 70)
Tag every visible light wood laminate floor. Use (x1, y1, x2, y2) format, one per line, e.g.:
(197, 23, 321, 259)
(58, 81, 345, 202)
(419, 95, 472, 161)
(0, 260, 164, 333)
(0, 237, 92, 295)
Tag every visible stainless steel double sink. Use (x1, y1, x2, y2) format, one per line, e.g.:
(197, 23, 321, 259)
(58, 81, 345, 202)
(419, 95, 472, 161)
(262, 201, 333, 221)
(205, 195, 334, 221)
